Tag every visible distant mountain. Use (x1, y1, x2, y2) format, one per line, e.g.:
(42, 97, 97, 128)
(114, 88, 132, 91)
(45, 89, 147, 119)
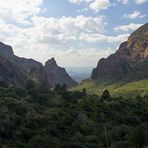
(45, 58, 78, 88)
(66, 67, 93, 82)
(0, 42, 77, 88)
(91, 23, 148, 83)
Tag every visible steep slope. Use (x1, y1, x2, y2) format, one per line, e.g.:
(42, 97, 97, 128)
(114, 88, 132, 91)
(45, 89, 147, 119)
(45, 58, 78, 88)
(92, 23, 148, 83)
(0, 54, 26, 86)
(0, 42, 49, 86)
(0, 42, 26, 85)
(74, 23, 148, 97)
(0, 42, 77, 88)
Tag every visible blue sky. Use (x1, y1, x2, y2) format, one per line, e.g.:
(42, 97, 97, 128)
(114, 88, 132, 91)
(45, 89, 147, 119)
(0, 0, 147, 67)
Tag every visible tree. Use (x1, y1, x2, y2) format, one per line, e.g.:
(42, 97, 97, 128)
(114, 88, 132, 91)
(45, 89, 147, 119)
(54, 84, 61, 94)
(27, 135, 60, 148)
(14, 87, 27, 97)
(0, 80, 9, 88)
(82, 88, 87, 96)
(100, 112, 109, 148)
(101, 89, 111, 100)
(129, 125, 147, 148)
(61, 84, 67, 92)
(54, 84, 67, 95)
(25, 79, 35, 91)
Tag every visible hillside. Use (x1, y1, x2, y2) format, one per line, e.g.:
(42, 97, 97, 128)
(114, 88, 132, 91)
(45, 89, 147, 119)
(45, 58, 78, 88)
(92, 23, 148, 82)
(0, 83, 148, 147)
(0, 42, 77, 88)
(74, 24, 148, 97)
(73, 79, 148, 97)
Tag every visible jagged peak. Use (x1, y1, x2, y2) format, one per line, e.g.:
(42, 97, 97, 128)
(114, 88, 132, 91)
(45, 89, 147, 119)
(45, 57, 58, 67)
(127, 23, 148, 43)
(0, 42, 14, 57)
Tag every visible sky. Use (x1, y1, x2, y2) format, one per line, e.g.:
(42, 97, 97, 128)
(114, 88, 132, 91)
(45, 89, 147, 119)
(0, 0, 147, 67)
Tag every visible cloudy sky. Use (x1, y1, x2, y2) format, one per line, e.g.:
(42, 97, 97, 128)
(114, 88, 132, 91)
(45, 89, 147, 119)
(0, 0, 147, 67)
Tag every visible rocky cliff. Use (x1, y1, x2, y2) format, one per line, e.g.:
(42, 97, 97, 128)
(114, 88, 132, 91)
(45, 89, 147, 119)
(45, 58, 78, 88)
(0, 42, 77, 88)
(91, 23, 148, 83)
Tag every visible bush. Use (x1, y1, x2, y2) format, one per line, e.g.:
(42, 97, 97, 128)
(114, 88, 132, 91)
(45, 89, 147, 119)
(111, 141, 131, 148)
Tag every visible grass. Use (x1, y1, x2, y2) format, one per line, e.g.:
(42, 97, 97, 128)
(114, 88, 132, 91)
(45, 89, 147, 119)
(72, 79, 148, 98)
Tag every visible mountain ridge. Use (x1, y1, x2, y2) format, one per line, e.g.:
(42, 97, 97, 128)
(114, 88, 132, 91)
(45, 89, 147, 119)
(0, 42, 78, 88)
(91, 23, 148, 83)
(73, 23, 148, 97)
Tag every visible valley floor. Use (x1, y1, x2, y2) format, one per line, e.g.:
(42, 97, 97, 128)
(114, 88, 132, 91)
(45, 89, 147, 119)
(72, 79, 148, 98)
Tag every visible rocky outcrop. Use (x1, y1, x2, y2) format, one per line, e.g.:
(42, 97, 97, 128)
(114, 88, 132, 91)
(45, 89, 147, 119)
(91, 23, 148, 83)
(45, 58, 78, 88)
(0, 42, 77, 88)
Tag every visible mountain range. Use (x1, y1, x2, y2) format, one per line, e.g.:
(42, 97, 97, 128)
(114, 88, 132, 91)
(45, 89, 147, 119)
(0, 23, 148, 96)
(0, 42, 78, 88)
(66, 67, 93, 82)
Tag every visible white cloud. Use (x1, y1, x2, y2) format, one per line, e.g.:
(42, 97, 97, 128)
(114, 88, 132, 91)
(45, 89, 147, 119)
(114, 23, 143, 32)
(0, 13, 127, 66)
(123, 10, 145, 19)
(77, 8, 88, 13)
(135, 0, 148, 4)
(68, 0, 92, 4)
(117, 0, 129, 4)
(68, 0, 110, 12)
(89, 0, 110, 12)
(0, 15, 114, 66)
(31, 15, 107, 44)
(79, 33, 130, 43)
(0, 0, 43, 24)
(1, 0, 141, 67)
(50, 48, 113, 67)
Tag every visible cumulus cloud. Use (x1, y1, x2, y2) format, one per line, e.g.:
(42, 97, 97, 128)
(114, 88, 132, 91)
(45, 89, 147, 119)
(123, 10, 145, 19)
(89, 0, 110, 12)
(31, 15, 107, 44)
(0, 12, 127, 66)
(114, 23, 143, 32)
(135, 0, 148, 4)
(52, 48, 114, 67)
(1, 0, 142, 67)
(68, 0, 92, 4)
(68, 0, 110, 12)
(0, 14, 113, 66)
(79, 33, 130, 43)
(0, 0, 43, 24)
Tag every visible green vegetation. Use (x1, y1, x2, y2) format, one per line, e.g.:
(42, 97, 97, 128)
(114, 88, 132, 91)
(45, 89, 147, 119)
(0, 80, 148, 147)
(73, 79, 148, 98)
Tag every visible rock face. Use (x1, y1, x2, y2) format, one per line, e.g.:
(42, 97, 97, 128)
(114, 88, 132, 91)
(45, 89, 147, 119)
(91, 23, 148, 83)
(0, 42, 77, 88)
(45, 58, 78, 88)
(0, 42, 49, 86)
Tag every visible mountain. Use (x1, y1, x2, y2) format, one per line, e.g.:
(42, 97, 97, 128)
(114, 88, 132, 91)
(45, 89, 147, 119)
(0, 42, 77, 88)
(74, 23, 148, 97)
(0, 42, 49, 86)
(66, 67, 93, 82)
(91, 23, 148, 82)
(45, 58, 78, 88)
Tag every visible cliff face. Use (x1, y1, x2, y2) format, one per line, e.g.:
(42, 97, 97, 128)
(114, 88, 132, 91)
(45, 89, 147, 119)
(0, 42, 49, 86)
(0, 42, 77, 88)
(91, 23, 148, 83)
(45, 58, 78, 88)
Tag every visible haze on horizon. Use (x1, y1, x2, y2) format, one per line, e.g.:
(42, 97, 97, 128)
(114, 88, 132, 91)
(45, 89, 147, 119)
(0, 0, 147, 67)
